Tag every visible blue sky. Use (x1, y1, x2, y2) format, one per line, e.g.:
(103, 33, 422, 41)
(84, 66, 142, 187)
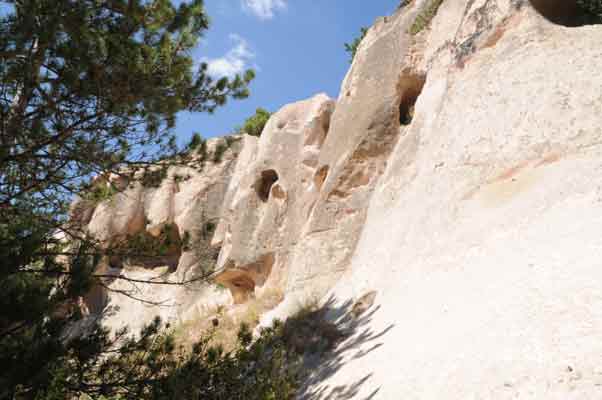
(0, 1, 398, 144)
(177, 0, 398, 144)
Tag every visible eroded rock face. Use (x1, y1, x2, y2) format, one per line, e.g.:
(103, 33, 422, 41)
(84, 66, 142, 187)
(212, 94, 335, 303)
(283, 8, 426, 303)
(81, 0, 602, 396)
(75, 137, 241, 324)
(303, 1, 602, 398)
(213, 8, 431, 316)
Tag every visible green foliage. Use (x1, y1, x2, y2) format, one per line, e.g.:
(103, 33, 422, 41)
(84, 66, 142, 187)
(224, 135, 240, 147)
(577, 0, 602, 23)
(192, 219, 220, 273)
(187, 132, 203, 151)
(212, 142, 228, 163)
(410, 0, 444, 35)
(163, 322, 300, 400)
(0, 240, 97, 399)
(81, 182, 118, 204)
(173, 173, 191, 183)
(344, 27, 368, 63)
(18, 316, 301, 400)
(0, 0, 254, 396)
(1, 0, 254, 204)
(169, 297, 343, 400)
(122, 224, 181, 258)
(140, 167, 168, 188)
(238, 108, 272, 137)
(197, 139, 208, 158)
(190, 137, 209, 173)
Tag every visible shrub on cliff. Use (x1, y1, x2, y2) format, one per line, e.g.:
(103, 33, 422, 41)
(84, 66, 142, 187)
(81, 182, 118, 204)
(410, 0, 445, 35)
(140, 167, 169, 188)
(344, 27, 368, 63)
(121, 224, 181, 258)
(187, 133, 204, 151)
(238, 108, 272, 137)
(213, 141, 229, 162)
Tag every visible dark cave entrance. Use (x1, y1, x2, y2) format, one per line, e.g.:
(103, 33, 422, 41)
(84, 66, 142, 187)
(255, 169, 279, 202)
(529, 0, 602, 26)
(398, 74, 426, 126)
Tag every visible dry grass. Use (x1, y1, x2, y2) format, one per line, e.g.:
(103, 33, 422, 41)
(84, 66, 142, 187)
(409, 0, 444, 35)
(173, 287, 284, 351)
(172, 290, 345, 358)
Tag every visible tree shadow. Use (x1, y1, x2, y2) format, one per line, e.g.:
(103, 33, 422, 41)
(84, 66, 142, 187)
(296, 294, 394, 400)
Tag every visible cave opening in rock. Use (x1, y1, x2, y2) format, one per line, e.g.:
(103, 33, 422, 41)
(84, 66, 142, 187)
(215, 254, 275, 304)
(255, 169, 279, 202)
(529, 0, 602, 26)
(398, 74, 426, 126)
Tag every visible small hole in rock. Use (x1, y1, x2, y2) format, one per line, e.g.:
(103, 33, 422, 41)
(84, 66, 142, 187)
(322, 115, 331, 137)
(398, 74, 426, 126)
(255, 169, 279, 202)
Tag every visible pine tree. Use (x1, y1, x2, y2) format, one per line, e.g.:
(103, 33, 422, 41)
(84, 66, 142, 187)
(344, 27, 368, 63)
(0, 0, 255, 397)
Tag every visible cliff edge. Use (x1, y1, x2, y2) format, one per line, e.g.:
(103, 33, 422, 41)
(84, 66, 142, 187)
(77, 1, 602, 398)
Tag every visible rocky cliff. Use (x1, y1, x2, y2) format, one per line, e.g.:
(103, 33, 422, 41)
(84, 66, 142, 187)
(72, 136, 241, 331)
(77, 0, 602, 398)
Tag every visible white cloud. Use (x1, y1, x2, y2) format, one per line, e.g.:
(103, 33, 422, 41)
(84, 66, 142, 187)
(242, 0, 286, 20)
(204, 34, 255, 78)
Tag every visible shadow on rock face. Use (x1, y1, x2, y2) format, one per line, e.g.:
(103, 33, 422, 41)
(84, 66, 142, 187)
(295, 294, 394, 400)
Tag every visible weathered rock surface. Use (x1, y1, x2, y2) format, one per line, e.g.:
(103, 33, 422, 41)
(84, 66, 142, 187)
(212, 94, 336, 304)
(74, 137, 240, 330)
(82, 0, 602, 397)
(214, 6, 429, 326)
(301, 1, 602, 398)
